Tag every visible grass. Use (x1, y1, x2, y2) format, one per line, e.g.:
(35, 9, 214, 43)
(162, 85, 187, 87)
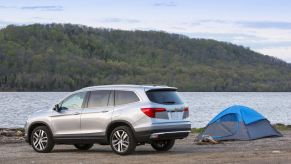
(273, 124, 291, 131)
(191, 128, 204, 133)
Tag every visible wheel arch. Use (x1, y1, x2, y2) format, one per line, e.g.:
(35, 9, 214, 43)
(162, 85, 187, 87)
(105, 120, 136, 143)
(27, 121, 53, 144)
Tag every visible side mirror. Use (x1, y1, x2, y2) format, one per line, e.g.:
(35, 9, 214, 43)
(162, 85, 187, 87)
(53, 104, 60, 112)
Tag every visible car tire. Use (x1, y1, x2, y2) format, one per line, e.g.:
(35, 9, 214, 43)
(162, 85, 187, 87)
(151, 139, 175, 151)
(110, 126, 136, 155)
(31, 126, 54, 153)
(74, 144, 93, 150)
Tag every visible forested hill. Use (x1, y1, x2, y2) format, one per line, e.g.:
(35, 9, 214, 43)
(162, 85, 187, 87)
(0, 24, 291, 91)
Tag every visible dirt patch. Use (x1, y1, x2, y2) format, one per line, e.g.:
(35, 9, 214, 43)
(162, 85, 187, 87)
(1, 131, 291, 163)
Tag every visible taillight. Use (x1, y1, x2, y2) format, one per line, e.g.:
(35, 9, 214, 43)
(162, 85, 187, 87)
(141, 108, 166, 118)
(184, 107, 189, 112)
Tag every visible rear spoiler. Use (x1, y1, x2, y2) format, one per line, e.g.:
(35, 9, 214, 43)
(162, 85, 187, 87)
(145, 87, 177, 92)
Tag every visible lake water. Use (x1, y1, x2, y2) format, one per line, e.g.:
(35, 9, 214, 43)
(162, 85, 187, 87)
(0, 92, 291, 128)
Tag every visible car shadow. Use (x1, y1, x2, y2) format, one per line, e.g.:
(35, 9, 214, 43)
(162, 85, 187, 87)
(132, 150, 191, 155)
(52, 149, 110, 154)
(51, 148, 192, 155)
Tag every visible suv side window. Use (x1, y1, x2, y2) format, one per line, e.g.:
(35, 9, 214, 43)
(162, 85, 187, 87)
(87, 90, 111, 108)
(115, 90, 139, 106)
(61, 92, 86, 110)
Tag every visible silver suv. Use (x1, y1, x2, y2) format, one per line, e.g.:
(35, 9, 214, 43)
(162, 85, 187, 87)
(25, 85, 191, 155)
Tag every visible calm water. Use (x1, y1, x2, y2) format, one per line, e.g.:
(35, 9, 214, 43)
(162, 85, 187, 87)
(0, 92, 291, 128)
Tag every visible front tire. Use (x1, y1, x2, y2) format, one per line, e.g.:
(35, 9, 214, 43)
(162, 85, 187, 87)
(74, 144, 93, 150)
(31, 126, 54, 153)
(110, 126, 136, 155)
(151, 139, 175, 151)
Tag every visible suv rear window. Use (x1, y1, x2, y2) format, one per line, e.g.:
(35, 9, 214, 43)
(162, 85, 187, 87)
(115, 90, 140, 106)
(146, 89, 183, 105)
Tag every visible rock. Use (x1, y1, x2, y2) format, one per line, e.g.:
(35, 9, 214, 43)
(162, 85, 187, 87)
(272, 150, 280, 153)
(0, 130, 15, 137)
(15, 131, 24, 137)
(195, 135, 222, 145)
(6, 131, 15, 137)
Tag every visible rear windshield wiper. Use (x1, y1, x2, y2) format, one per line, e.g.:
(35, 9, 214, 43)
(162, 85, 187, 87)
(162, 101, 176, 104)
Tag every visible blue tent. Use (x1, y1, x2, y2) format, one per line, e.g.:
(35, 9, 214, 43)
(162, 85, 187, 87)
(196, 105, 282, 141)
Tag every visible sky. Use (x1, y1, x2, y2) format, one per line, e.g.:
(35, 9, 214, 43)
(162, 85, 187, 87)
(0, 0, 291, 62)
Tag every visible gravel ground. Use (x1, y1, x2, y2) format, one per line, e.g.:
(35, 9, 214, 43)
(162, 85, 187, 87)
(1, 131, 291, 164)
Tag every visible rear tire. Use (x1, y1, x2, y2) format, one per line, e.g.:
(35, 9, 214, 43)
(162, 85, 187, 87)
(31, 126, 54, 153)
(74, 144, 93, 150)
(151, 139, 175, 151)
(110, 126, 136, 155)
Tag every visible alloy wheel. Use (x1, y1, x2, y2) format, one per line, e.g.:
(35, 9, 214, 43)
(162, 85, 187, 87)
(111, 130, 129, 153)
(32, 129, 48, 151)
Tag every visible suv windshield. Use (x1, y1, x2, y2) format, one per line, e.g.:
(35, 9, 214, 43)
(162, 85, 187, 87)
(146, 89, 183, 105)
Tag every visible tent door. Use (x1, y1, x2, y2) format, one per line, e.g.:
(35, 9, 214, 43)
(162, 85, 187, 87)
(212, 113, 239, 139)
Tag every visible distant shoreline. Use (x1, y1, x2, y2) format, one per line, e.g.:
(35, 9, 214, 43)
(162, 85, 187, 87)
(1, 124, 291, 131)
(191, 123, 291, 133)
(1, 123, 291, 134)
(1, 124, 291, 144)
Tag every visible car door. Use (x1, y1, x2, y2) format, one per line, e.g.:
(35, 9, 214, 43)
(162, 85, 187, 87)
(80, 90, 114, 137)
(51, 92, 87, 136)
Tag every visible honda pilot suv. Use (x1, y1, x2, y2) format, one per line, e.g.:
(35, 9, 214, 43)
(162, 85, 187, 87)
(25, 85, 191, 155)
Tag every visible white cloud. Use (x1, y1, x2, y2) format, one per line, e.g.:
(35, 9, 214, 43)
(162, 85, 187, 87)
(153, 2, 177, 7)
(21, 5, 63, 11)
(167, 20, 291, 62)
(255, 46, 291, 63)
(185, 20, 291, 42)
(101, 18, 140, 24)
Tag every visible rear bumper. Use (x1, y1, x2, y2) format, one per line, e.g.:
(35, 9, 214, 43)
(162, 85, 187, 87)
(149, 131, 190, 140)
(134, 121, 191, 142)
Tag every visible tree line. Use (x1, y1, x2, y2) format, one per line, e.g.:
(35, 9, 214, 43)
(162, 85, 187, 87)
(0, 23, 291, 91)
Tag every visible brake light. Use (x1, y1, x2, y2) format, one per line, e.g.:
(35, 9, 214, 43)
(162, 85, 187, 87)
(141, 108, 166, 118)
(184, 107, 189, 112)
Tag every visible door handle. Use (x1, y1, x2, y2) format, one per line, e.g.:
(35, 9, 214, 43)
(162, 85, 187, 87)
(101, 110, 109, 113)
(72, 112, 80, 115)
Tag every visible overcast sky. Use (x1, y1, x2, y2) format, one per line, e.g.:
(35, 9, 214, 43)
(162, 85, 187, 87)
(0, 0, 291, 62)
